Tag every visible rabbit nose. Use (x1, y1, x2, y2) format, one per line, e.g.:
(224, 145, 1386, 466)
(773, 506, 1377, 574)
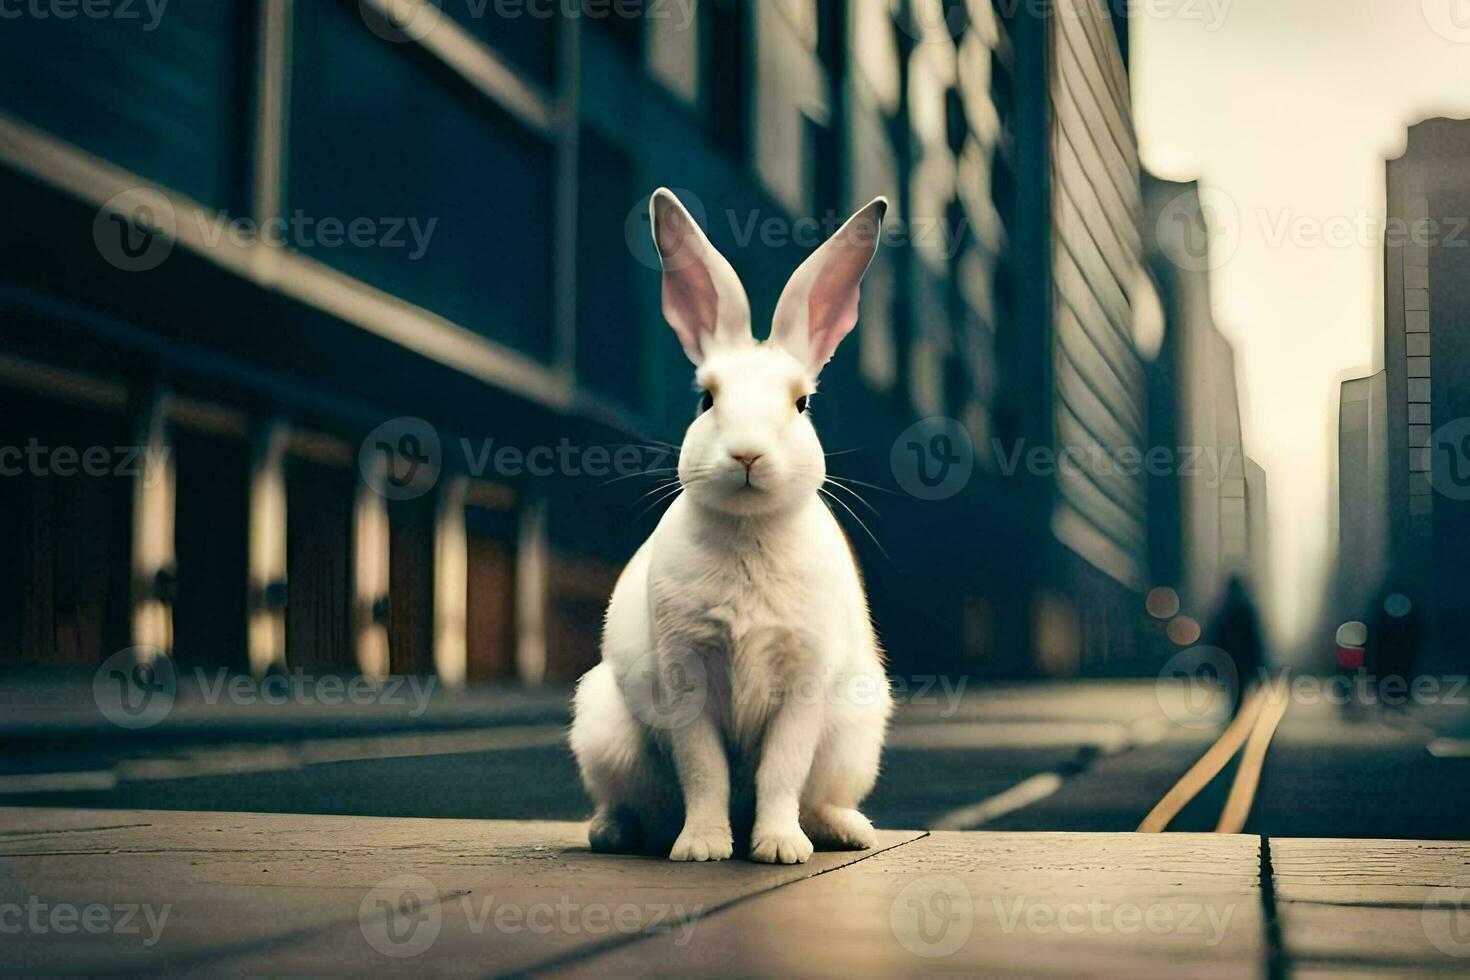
(730, 453, 763, 470)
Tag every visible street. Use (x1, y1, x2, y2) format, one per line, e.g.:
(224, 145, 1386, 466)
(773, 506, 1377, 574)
(4, 677, 1470, 976)
(4, 679, 1467, 841)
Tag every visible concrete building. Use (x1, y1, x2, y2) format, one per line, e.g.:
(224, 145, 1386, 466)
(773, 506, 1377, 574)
(979, 0, 1154, 676)
(1140, 174, 1258, 626)
(0, 0, 1161, 682)
(1382, 117, 1470, 667)
(1333, 371, 1389, 627)
(1244, 455, 1272, 620)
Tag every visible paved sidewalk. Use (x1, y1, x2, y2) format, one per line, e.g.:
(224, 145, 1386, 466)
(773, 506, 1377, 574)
(3, 808, 1468, 976)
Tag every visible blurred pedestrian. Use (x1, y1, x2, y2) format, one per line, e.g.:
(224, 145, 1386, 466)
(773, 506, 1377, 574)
(1206, 577, 1267, 718)
(1367, 587, 1425, 714)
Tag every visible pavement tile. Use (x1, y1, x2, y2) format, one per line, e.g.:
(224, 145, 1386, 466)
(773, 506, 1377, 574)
(553, 832, 1265, 979)
(0, 807, 919, 976)
(1271, 837, 1470, 975)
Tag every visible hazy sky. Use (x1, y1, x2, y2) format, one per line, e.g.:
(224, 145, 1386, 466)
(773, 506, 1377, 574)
(1132, 0, 1470, 650)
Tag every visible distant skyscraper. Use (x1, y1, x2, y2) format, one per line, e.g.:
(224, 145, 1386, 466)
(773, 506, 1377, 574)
(1244, 456, 1272, 606)
(1336, 371, 1389, 623)
(1140, 174, 1255, 620)
(1383, 118, 1470, 666)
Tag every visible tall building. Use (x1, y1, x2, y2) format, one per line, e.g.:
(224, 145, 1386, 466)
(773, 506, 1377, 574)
(987, 0, 1152, 676)
(1382, 117, 1470, 667)
(0, 1, 1162, 682)
(1334, 371, 1389, 626)
(1244, 455, 1272, 619)
(1140, 174, 1257, 623)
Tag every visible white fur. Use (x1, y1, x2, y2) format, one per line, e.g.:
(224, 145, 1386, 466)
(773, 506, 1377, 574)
(570, 190, 892, 864)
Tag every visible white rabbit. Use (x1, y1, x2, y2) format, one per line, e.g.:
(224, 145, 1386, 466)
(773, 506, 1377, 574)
(569, 189, 893, 864)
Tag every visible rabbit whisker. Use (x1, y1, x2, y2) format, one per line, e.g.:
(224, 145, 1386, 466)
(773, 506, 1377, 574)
(823, 479, 880, 517)
(632, 480, 683, 504)
(635, 484, 686, 523)
(824, 474, 901, 497)
(818, 487, 890, 562)
(598, 468, 680, 489)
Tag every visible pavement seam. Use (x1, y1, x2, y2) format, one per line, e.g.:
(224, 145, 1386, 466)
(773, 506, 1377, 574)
(507, 831, 934, 980)
(1259, 834, 1287, 980)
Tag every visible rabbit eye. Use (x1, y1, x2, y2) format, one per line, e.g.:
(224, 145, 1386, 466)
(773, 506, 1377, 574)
(697, 390, 714, 416)
(795, 395, 810, 414)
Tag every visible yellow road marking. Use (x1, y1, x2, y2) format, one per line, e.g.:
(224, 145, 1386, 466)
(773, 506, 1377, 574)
(1215, 678, 1291, 834)
(1137, 683, 1267, 833)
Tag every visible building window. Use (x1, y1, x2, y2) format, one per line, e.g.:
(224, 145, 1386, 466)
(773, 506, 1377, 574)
(649, 0, 701, 102)
(704, 0, 750, 160)
(290, 0, 559, 362)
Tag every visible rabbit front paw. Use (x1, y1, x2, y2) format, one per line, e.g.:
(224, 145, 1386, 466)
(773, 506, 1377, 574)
(669, 824, 734, 862)
(749, 825, 814, 865)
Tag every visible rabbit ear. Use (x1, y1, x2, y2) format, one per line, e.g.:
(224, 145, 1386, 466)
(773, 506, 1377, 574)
(650, 188, 752, 365)
(770, 197, 888, 374)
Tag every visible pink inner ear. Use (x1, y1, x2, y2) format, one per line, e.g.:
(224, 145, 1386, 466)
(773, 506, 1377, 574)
(656, 212, 718, 358)
(805, 237, 874, 366)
